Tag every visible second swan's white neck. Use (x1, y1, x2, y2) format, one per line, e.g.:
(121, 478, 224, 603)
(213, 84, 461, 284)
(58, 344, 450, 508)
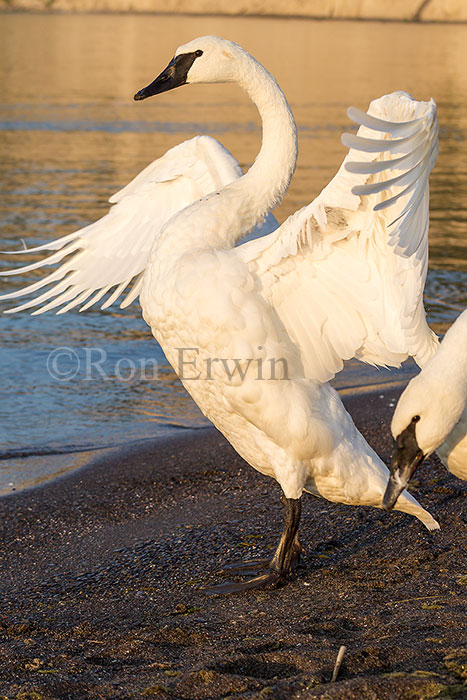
(162, 52, 298, 251)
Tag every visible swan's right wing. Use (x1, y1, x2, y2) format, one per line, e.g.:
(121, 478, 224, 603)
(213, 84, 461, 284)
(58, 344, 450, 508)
(239, 92, 439, 383)
(0, 135, 275, 314)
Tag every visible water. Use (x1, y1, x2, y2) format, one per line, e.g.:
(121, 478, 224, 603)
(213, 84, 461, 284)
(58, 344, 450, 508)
(0, 15, 466, 493)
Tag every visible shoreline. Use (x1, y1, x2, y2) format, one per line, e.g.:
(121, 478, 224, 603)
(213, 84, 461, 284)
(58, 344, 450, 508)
(1, 371, 418, 497)
(1, 384, 466, 698)
(0, 425, 214, 500)
(1, 3, 467, 22)
(0, 427, 211, 498)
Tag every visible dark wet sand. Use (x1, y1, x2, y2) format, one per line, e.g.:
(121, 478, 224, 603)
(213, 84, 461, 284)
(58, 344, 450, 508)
(0, 388, 466, 700)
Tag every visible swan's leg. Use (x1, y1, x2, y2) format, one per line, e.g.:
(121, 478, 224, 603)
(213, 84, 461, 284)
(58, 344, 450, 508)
(217, 536, 303, 576)
(217, 496, 304, 576)
(203, 497, 302, 594)
(269, 497, 302, 573)
(290, 529, 306, 569)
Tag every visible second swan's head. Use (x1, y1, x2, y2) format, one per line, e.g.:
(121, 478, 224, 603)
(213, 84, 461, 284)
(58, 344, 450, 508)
(134, 36, 245, 100)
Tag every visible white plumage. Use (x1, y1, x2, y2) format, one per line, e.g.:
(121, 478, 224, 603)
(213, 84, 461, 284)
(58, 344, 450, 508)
(392, 309, 467, 481)
(0, 136, 276, 315)
(1, 37, 443, 589)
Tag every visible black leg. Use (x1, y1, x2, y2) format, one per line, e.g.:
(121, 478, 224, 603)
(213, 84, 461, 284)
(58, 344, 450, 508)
(217, 510, 304, 577)
(203, 497, 302, 595)
(270, 497, 302, 573)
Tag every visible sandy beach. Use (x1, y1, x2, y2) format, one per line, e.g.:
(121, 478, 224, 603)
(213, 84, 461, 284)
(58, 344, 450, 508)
(0, 387, 466, 699)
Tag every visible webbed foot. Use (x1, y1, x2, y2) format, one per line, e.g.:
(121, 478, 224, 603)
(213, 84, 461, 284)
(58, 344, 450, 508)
(203, 497, 302, 595)
(203, 568, 282, 595)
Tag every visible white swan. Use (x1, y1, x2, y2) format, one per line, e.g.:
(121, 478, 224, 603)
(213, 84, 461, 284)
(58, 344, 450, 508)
(383, 309, 467, 510)
(1, 36, 442, 592)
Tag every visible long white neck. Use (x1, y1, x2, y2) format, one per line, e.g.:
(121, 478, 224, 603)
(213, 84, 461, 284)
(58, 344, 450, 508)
(230, 54, 298, 239)
(163, 52, 298, 251)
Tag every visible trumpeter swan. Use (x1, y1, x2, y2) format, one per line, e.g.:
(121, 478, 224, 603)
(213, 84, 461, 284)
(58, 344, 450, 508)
(1, 36, 442, 593)
(383, 309, 467, 510)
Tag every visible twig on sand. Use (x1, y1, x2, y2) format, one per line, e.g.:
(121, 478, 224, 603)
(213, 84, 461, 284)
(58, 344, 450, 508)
(331, 645, 347, 682)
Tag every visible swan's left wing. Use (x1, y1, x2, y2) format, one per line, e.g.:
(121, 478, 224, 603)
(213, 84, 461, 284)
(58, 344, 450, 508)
(238, 91, 439, 383)
(0, 135, 276, 315)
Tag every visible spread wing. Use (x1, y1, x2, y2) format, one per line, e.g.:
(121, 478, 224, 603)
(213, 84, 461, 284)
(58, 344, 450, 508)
(0, 135, 276, 315)
(238, 91, 440, 383)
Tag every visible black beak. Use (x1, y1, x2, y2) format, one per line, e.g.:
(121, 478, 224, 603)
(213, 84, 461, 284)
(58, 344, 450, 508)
(134, 52, 200, 101)
(382, 418, 425, 511)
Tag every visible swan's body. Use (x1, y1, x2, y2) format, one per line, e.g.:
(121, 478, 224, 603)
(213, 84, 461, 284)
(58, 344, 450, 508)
(1, 37, 443, 589)
(384, 310, 467, 509)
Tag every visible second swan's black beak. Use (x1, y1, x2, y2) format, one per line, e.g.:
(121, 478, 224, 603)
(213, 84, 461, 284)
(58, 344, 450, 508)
(134, 52, 201, 101)
(382, 417, 425, 511)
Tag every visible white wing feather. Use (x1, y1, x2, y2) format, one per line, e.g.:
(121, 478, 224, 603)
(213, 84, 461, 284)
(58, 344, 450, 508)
(0, 91, 438, 385)
(0, 135, 276, 315)
(238, 91, 439, 383)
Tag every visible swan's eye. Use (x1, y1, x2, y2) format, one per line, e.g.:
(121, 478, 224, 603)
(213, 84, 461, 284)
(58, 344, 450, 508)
(195, 50, 203, 58)
(412, 415, 420, 423)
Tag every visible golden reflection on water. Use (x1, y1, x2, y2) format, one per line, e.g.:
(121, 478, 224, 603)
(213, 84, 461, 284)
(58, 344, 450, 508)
(1, 14, 467, 269)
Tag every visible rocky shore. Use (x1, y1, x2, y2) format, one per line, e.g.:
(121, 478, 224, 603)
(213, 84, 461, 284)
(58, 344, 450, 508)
(0, 387, 466, 699)
(1, 0, 467, 21)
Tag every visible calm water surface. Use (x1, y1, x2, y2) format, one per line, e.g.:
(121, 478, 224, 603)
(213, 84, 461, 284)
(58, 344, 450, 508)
(0, 15, 466, 492)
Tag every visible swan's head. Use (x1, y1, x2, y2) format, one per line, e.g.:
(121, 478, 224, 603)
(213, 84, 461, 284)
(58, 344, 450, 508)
(134, 36, 245, 101)
(382, 367, 465, 511)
